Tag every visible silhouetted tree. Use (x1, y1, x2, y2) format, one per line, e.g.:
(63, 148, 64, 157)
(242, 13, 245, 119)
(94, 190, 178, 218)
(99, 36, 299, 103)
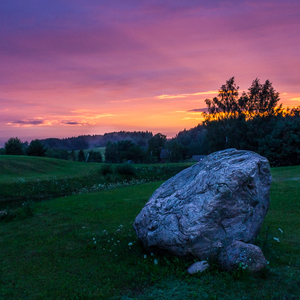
(70, 149, 76, 161)
(87, 150, 103, 163)
(26, 139, 47, 156)
(148, 133, 167, 161)
(105, 141, 119, 163)
(238, 78, 281, 116)
(78, 149, 86, 162)
(258, 114, 300, 166)
(166, 140, 188, 162)
(105, 140, 148, 163)
(205, 77, 239, 117)
(4, 137, 24, 155)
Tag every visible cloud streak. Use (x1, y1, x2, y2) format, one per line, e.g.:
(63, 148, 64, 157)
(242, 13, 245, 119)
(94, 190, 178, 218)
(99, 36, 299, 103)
(188, 108, 208, 113)
(157, 91, 217, 100)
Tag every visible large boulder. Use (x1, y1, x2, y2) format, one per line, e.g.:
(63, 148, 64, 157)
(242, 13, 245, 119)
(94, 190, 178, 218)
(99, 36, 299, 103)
(133, 149, 271, 271)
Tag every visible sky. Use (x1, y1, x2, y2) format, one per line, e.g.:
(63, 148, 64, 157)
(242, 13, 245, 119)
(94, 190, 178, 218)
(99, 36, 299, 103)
(1, 0, 300, 147)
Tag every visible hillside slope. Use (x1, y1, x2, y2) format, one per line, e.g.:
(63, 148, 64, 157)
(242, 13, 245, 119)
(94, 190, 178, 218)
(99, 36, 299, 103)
(0, 155, 100, 182)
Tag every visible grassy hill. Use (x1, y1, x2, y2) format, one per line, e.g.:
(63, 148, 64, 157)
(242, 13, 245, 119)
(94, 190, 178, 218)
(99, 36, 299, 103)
(0, 155, 101, 183)
(0, 164, 299, 298)
(0, 155, 192, 207)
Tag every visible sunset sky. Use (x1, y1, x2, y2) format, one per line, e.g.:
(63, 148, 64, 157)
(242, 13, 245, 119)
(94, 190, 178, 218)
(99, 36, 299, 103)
(1, 0, 300, 146)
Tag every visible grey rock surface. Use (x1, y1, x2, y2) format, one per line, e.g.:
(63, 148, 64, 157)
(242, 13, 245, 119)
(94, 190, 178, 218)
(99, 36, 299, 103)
(218, 240, 267, 272)
(187, 261, 210, 274)
(133, 149, 271, 270)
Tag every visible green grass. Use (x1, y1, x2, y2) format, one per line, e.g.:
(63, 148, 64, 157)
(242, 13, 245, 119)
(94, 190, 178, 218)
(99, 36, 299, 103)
(0, 155, 192, 183)
(0, 156, 192, 207)
(0, 165, 299, 299)
(0, 155, 101, 183)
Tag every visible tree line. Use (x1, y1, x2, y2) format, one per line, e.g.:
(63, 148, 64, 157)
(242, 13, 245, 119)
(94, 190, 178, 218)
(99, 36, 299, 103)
(174, 77, 300, 166)
(39, 131, 153, 150)
(0, 133, 182, 164)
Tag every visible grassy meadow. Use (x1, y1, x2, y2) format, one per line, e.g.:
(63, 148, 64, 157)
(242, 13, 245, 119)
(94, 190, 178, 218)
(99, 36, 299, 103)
(0, 156, 191, 209)
(0, 155, 101, 182)
(0, 157, 299, 299)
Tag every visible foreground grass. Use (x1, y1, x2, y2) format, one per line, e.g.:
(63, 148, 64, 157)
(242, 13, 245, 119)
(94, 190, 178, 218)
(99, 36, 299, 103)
(0, 168, 300, 299)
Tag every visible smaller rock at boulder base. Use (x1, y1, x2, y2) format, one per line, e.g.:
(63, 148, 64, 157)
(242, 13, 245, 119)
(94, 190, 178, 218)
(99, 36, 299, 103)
(218, 240, 267, 272)
(187, 261, 210, 274)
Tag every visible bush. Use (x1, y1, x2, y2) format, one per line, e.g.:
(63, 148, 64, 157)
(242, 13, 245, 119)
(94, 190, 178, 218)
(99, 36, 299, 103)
(0, 209, 16, 223)
(0, 201, 34, 223)
(15, 201, 34, 220)
(115, 163, 136, 176)
(100, 164, 113, 176)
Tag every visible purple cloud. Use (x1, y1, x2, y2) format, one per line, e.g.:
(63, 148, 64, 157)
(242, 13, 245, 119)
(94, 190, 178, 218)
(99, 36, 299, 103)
(12, 119, 45, 125)
(188, 108, 208, 113)
(61, 121, 82, 125)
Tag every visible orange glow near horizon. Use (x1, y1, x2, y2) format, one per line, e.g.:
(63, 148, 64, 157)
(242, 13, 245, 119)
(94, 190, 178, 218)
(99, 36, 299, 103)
(3, 89, 300, 139)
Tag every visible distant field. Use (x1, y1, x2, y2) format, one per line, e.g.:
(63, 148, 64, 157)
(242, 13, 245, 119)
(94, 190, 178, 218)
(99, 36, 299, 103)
(0, 165, 299, 299)
(0, 155, 101, 183)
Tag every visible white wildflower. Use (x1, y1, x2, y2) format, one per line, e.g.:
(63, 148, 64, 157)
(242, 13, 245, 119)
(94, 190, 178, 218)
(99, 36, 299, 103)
(128, 242, 133, 246)
(144, 255, 147, 259)
(154, 259, 158, 265)
(273, 237, 280, 242)
(94, 241, 97, 244)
